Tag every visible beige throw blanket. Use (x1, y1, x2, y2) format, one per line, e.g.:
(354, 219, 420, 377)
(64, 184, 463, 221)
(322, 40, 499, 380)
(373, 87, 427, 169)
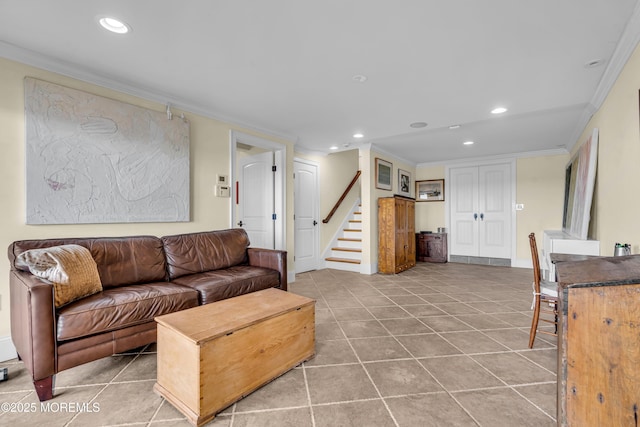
(16, 244, 103, 307)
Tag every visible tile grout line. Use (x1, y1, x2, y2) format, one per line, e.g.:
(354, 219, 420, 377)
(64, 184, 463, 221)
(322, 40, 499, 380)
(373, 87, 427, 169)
(312, 273, 402, 427)
(65, 348, 146, 427)
(384, 272, 493, 426)
(336, 267, 554, 426)
(1, 265, 556, 426)
(341, 274, 484, 427)
(301, 278, 320, 427)
(300, 364, 316, 427)
(413, 269, 558, 423)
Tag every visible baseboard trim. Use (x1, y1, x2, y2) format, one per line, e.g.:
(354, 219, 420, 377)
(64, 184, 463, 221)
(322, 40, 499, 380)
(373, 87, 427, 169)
(0, 336, 17, 362)
(512, 257, 533, 269)
(287, 270, 296, 285)
(449, 255, 511, 267)
(361, 263, 377, 275)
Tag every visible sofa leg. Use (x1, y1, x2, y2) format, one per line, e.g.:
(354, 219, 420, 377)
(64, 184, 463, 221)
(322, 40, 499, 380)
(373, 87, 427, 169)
(34, 376, 54, 401)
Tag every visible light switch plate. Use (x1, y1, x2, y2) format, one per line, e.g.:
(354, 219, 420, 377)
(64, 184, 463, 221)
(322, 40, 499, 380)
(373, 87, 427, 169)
(216, 174, 228, 185)
(215, 185, 230, 197)
(516, 203, 524, 210)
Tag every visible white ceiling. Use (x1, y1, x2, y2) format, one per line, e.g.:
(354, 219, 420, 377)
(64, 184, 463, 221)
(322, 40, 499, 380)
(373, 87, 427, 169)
(1, 0, 639, 165)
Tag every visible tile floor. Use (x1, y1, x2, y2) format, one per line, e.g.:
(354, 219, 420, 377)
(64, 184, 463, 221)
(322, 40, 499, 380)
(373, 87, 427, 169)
(0, 262, 558, 426)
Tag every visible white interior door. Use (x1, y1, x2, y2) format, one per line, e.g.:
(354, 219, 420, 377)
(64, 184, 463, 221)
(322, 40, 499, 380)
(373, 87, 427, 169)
(449, 162, 512, 259)
(238, 151, 274, 248)
(294, 160, 319, 273)
(450, 166, 479, 256)
(478, 163, 511, 258)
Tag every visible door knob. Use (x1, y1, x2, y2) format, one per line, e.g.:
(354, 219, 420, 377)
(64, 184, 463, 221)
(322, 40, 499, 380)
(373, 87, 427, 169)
(313, 220, 318, 226)
(237, 220, 243, 227)
(473, 213, 478, 220)
(480, 213, 484, 221)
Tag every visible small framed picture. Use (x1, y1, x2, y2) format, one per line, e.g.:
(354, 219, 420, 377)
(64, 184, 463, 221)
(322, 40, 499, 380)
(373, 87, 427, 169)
(375, 158, 392, 190)
(416, 179, 444, 202)
(398, 169, 411, 197)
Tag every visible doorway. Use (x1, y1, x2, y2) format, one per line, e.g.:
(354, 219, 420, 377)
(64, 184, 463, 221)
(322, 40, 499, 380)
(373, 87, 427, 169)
(230, 131, 285, 251)
(447, 160, 515, 264)
(294, 158, 320, 273)
(238, 150, 275, 248)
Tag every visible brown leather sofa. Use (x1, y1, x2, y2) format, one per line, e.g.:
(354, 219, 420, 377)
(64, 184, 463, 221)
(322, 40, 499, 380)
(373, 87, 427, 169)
(8, 228, 287, 401)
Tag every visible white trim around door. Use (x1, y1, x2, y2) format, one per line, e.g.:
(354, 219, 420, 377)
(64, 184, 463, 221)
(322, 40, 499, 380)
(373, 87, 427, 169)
(294, 158, 320, 273)
(230, 130, 286, 251)
(445, 158, 516, 265)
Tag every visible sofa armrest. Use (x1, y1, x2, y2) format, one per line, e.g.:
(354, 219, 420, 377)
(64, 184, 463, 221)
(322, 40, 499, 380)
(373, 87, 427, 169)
(247, 248, 288, 292)
(10, 270, 57, 381)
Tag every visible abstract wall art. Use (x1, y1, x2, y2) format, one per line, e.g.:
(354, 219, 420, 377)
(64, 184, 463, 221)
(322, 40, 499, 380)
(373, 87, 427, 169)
(24, 78, 190, 224)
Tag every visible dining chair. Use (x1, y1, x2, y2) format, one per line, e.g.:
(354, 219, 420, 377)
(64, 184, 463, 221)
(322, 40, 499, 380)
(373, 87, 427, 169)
(528, 232, 559, 348)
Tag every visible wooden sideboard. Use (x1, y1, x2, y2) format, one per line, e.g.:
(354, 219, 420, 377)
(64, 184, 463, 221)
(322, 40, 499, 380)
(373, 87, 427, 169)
(416, 233, 447, 263)
(555, 255, 640, 426)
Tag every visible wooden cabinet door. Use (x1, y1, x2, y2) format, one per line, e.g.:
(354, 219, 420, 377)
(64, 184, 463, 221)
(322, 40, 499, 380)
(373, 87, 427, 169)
(377, 197, 395, 274)
(394, 198, 408, 271)
(406, 199, 416, 267)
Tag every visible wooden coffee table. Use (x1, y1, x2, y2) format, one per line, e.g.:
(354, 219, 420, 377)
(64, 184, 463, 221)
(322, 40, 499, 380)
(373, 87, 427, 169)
(154, 288, 315, 426)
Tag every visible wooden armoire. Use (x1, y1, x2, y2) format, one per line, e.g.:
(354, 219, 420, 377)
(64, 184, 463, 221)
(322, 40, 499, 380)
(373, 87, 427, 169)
(378, 195, 416, 274)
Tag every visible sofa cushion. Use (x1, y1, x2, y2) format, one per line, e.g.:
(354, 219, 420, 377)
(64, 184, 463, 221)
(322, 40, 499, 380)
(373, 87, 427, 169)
(162, 229, 250, 279)
(16, 244, 103, 308)
(171, 265, 280, 304)
(9, 236, 167, 289)
(56, 282, 198, 341)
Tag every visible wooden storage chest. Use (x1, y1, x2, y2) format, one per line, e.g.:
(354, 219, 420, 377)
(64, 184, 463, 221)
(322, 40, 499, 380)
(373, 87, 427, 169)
(154, 288, 315, 426)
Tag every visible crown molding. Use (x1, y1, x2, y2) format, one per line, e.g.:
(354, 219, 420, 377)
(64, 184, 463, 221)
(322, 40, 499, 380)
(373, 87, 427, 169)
(292, 145, 330, 157)
(591, 1, 640, 110)
(566, 103, 598, 154)
(368, 143, 417, 167)
(0, 41, 297, 144)
(567, 1, 640, 152)
(415, 148, 568, 168)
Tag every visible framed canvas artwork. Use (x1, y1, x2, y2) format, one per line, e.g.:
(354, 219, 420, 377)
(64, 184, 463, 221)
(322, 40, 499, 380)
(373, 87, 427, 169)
(375, 158, 392, 190)
(398, 169, 411, 197)
(416, 179, 444, 202)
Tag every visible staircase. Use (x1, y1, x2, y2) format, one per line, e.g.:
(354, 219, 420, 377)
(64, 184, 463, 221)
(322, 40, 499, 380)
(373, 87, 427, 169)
(325, 208, 362, 273)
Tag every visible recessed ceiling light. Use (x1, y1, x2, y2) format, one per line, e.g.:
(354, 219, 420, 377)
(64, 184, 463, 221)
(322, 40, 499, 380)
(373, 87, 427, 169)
(352, 75, 368, 83)
(491, 107, 508, 114)
(409, 122, 428, 128)
(584, 59, 605, 68)
(449, 125, 461, 130)
(97, 16, 130, 34)
(463, 141, 474, 145)
(329, 145, 339, 150)
(353, 133, 364, 138)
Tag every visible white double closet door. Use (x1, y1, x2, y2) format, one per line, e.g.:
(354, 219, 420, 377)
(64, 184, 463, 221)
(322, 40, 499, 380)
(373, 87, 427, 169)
(449, 162, 513, 259)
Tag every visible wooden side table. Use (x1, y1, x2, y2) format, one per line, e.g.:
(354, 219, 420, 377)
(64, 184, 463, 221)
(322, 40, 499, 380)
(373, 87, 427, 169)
(416, 233, 447, 263)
